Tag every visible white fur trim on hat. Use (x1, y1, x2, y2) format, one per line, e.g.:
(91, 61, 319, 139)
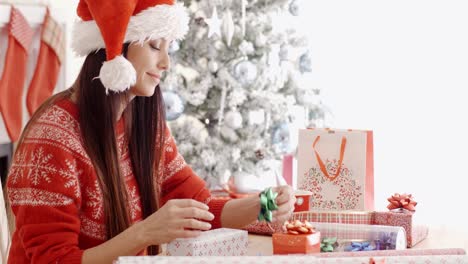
(72, 3, 189, 56)
(98, 55, 136, 93)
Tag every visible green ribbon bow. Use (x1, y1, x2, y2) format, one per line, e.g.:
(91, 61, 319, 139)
(257, 188, 279, 222)
(321, 237, 338, 252)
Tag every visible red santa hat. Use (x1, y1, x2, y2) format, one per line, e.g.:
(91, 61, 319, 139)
(71, 0, 189, 93)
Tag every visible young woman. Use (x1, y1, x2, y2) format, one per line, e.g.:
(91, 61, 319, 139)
(6, 1, 296, 263)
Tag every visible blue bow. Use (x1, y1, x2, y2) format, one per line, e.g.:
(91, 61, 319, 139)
(345, 241, 375, 252)
(375, 232, 397, 250)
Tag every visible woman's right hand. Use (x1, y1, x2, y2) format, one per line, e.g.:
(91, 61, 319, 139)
(138, 199, 214, 246)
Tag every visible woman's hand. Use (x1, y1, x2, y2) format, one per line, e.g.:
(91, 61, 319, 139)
(139, 199, 214, 246)
(271, 185, 296, 223)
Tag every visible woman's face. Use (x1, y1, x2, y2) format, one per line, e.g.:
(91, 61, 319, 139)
(126, 39, 170, 97)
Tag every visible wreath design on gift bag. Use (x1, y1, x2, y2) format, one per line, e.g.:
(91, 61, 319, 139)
(299, 135, 362, 210)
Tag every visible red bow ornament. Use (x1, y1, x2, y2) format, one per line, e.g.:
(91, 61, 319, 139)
(387, 193, 417, 212)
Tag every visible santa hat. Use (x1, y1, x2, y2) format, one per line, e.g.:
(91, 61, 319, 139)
(71, 0, 189, 93)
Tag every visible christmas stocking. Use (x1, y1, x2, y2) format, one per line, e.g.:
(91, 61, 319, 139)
(26, 9, 65, 115)
(0, 7, 34, 142)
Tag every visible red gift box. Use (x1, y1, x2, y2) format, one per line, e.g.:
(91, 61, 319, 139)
(374, 210, 428, 248)
(272, 231, 321, 255)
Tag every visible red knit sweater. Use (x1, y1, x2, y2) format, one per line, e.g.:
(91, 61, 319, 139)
(6, 99, 229, 263)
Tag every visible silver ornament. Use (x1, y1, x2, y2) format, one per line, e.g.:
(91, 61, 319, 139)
(234, 60, 258, 86)
(271, 122, 291, 153)
(289, 0, 300, 16)
(220, 125, 239, 142)
(222, 10, 235, 46)
(224, 110, 243, 129)
(162, 91, 185, 121)
(299, 51, 312, 73)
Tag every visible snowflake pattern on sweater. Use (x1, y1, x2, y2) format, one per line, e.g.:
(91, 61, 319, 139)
(6, 99, 229, 264)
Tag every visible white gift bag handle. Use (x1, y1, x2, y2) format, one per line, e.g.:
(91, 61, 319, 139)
(312, 135, 347, 181)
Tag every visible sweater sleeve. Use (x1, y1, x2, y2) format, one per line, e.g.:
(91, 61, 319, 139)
(159, 128, 229, 228)
(7, 141, 84, 263)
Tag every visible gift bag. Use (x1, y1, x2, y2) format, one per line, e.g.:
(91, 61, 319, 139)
(297, 129, 374, 211)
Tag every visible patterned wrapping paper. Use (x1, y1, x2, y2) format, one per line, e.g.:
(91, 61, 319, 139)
(312, 222, 407, 251)
(292, 210, 375, 225)
(166, 228, 248, 256)
(374, 210, 429, 247)
(115, 256, 320, 264)
(244, 211, 375, 235)
(312, 248, 466, 257)
(115, 255, 468, 264)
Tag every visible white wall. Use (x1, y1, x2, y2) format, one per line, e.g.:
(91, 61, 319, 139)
(299, 0, 468, 227)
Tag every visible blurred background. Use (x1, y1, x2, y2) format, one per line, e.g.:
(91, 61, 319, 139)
(1, 0, 468, 228)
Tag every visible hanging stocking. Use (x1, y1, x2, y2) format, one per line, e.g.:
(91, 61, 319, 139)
(0, 7, 34, 142)
(26, 9, 65, 115)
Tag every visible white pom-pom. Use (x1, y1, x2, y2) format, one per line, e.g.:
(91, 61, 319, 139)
(99, 56, 136, 93)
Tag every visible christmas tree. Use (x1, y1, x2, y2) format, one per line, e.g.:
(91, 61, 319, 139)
(162, 0, 329, 190)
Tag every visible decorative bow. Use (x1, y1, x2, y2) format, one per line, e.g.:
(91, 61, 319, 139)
(345, 241, 375, 252)
(283, 220, 315, 235)
(258, 188, 279, 222)
(387, 193, 417, 212)
(375, 232, 397, 250)
(321, 237, 338, 252)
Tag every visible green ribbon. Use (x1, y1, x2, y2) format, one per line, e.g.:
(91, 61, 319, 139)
(257, 188, 278, 222)
(321, 237, 338, 252)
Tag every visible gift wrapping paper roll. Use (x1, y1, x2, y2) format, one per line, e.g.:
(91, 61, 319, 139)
(115, 255, 468, 264)
(313, 222, 407, 251)
(291, 210, 375, 225)
(312, 248, 466, 258)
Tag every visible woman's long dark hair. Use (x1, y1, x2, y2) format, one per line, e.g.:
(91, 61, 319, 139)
(17, 43, 166, 255)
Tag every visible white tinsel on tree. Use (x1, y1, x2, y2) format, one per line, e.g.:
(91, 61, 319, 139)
(162, 0, 330, 190)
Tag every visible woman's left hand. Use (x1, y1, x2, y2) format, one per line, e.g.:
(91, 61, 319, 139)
(271, 185, 296, 223)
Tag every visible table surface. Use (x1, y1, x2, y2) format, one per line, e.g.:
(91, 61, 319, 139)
(246, 225, 468, 256)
